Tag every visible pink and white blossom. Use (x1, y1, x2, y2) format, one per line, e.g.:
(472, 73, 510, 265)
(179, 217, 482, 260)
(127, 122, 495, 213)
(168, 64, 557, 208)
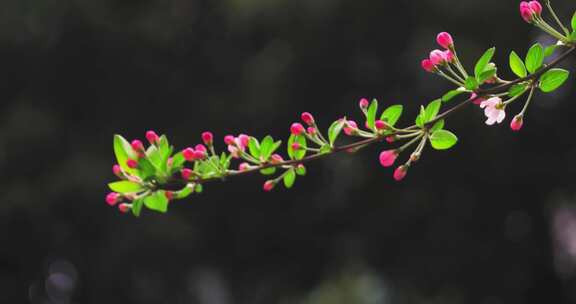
(480, 97, 506, 125)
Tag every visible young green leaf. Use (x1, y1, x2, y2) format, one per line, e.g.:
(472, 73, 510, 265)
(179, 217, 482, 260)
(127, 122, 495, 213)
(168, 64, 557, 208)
(328, 119, 345, 146)
(132, 198, 144, 217)
(283, 169, 296, 189)
(380, 105, 403, 126)
(108, 181, 143, 193)
(114, 135, 138, 174)
(287, 134, 307, 160)
(572, 11, 576, 31)
(259, 136, 275, 160)
(429, 130, 458, 150)
(295, 165, 306, 176)
(474, 47, 496, 79)
(415, 105, 427, 128)
(430, 120, 445, 132)
(570, 31, 576, 42)
(509, 51, 527, 77)
(464, 76, 479, 90)
(544, 45, 557, 58)
(539, 68, 570, 92)
(260, 167, 277, 175)
(248, 137, 261, 159)
(525, 43, 544, 74)
(478, 67, 497, 84)
(366, 99, 378, 130)
(508, 84, 528, 97)
(442, 88, 465, 103)
(144, 191, 169, 213)
(425, 99, 442, 122)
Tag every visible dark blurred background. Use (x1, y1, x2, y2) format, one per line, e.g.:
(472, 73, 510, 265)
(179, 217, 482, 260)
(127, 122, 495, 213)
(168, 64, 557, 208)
(1, 0, 576, 303)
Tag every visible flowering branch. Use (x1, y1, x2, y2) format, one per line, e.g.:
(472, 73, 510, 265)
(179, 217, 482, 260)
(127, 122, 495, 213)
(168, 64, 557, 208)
(106, 1, 576, 216)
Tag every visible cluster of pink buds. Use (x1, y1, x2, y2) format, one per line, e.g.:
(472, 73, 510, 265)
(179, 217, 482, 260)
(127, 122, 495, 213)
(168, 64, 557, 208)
(520, 1, 542, 23)
(225, 134, 250, 158)
(379, 150, 409, 181)
(182, 144, 207, 161)
(421, 32, 455, 72)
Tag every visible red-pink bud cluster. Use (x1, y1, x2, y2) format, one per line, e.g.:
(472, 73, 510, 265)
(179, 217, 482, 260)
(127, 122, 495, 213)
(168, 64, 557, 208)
(226, 134, 250, 158)
(421, 32, 456, 72)
(520, 1, 542, 23)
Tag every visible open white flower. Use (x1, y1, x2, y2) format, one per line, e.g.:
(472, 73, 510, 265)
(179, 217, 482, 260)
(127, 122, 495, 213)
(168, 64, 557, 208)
(480, 97, 506, 125)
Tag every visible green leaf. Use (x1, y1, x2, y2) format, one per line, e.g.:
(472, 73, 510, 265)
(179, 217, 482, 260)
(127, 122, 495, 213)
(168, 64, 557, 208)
(509, 51, 527, 78)
(287, 134, 307, 160)
(171, 152, 186, 172)
(248, 137, 261, 159)
(539, 68, 570, 92)
(195, 184, 203, 193)
(319, 145, 332, 154)
(508, 84, 528, 97)
(474, 47, 495, 79)
(464, 76, 479, 90)
(295, 165, 306, 176)
(283, 169, 296, 189)
(260, 167, 277, 175)
(570, 31, 576, 42)
(525, 43, 544, 74)
(328, 119, 346, 147)
(366, 99, 378, 130)
(259, 136, 275, 160)
(175, 184, 194, 200)
(108, 181, 143, 193)
(572, 11, 576, 31)
(144, 191, 169, 213)
(415, 106, 427, 128)
(425, 99, 442, 122)
(478, 67, 497, 84)
(442, 88, 465, 103)
(430, 120, 445, 132)
(544, 45, 557, 58)
(380, 105, 403, 126)
(113, 135, 138, 174)
(137, 157, 157, 180)
(132, 198, 144, 217)
(429, 130, 458, 150)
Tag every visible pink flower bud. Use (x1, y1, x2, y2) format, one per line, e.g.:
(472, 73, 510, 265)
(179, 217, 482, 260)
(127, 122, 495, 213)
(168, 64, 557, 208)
(126, 159, 138, 169)
(291, 142, 301, 151)
(263, 180, 276, 192)
(201, 131, 214, 145)
(429, 49, 447, 65)
(224, 135, 236, 145)
(106, 192, 121, 206)
(375, 120, 387, 130)
(359, 98, 370, 109)
(436, 32, 454, 49)
(529, 1, 542, 15)
(239, 162, 251, 171)
(470, 93, 485, 105)
(393, 166, 408, 181)
(343, 120, 358, 136)
(301, 112, 315, 126)
(291, 123, 305, 136)
(510, 115, 524, 131)
(182, 148, 196, 161)
(131, 140, 144, 152)
(379, 150, 398, 167)
(146, 130, 160, 145)
(520, 2, 535, 23)
(385, 136, 396, 143)
(195, 144, 207, 153)
(307, 127, 316, 135)
(193, 150, 207, 160)
(165, 191, 174, 201)
(113, 164, 122, 176)
(421, 59, 435, 72)
(270, 154, 284, 164)
(181, 168, 193, 180)
(443, 50, 454, 63)
(238, 134, 250, 148)
(118, 203, 131, 213)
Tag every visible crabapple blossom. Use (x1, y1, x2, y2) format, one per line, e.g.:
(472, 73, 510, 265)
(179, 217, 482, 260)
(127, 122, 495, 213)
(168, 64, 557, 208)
(393, 166, 408, 181)
(106, 192, 121, 206)
(301, 112, 315, 125)
(510, 115, 524, 131)
(379, 150, 398, 167)
(480, 97, 506, 125)
(436, 32, 454, 49)
(146, 130, 160, 145)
